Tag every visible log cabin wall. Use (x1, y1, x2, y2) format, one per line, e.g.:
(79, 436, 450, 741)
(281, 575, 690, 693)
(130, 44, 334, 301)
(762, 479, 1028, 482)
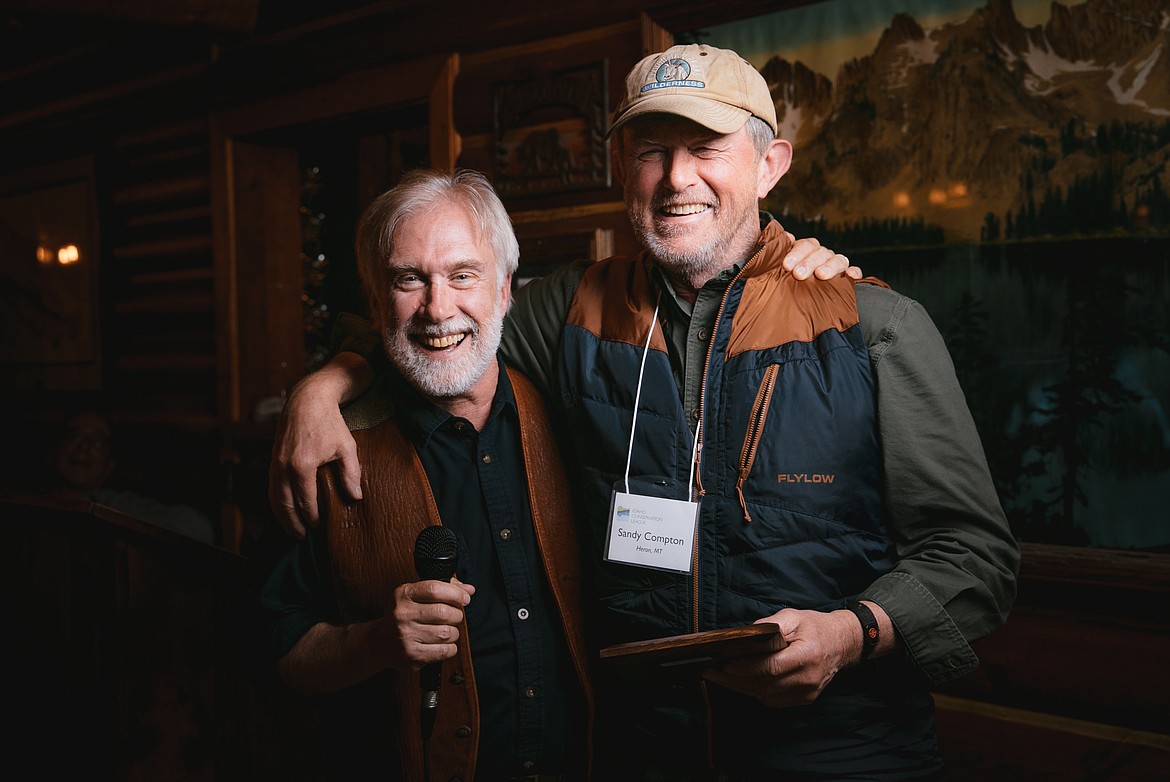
(1, 16, 220, 527)
(0, 2, 1167, 779)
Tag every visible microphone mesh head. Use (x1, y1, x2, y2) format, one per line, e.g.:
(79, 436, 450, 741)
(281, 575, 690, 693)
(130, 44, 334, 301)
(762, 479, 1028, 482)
(414, 526, 458, 581)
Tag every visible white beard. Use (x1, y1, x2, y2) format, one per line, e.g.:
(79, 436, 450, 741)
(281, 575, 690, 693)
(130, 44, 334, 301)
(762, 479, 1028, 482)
(383, 301, 504, 400)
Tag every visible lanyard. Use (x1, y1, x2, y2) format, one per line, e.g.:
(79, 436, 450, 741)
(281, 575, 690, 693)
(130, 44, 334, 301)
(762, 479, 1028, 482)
(622, 294, 702, 500)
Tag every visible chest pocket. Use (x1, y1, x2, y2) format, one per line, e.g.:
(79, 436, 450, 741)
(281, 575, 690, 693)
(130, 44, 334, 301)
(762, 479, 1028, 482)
(719, 344, 877, 536)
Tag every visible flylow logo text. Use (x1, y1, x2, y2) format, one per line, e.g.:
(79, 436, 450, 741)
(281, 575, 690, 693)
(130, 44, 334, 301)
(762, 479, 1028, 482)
(777, 472, 836, 484)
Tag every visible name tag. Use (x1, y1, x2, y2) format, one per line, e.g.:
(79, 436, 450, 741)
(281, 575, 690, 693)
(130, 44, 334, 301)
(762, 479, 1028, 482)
(605, 488, 698, 573)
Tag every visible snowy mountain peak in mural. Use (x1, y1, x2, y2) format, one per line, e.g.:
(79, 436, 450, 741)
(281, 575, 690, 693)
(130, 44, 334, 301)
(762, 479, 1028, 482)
(760, 0, 1170, 243)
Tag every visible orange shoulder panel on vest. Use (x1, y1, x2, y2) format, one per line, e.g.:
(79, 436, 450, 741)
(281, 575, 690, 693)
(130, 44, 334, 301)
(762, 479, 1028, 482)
(729, 270, 861, 357)
(566, 256, 669, 353)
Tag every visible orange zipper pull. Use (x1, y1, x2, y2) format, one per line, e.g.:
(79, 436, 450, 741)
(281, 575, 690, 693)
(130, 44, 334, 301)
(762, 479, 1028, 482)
(735, 477, 752, 523)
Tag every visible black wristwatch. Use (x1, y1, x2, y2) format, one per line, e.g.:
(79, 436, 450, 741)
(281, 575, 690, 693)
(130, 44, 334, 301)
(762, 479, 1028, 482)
(845, 601, 879, 661)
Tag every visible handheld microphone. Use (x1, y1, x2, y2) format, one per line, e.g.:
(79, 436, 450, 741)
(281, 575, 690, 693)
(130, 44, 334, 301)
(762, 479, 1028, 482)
(413, 525, 459, 742)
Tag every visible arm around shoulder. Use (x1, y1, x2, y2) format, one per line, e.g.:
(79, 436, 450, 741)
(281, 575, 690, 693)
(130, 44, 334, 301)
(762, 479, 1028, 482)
(500, 259, 589, 396)
(268, 351, 373, 537)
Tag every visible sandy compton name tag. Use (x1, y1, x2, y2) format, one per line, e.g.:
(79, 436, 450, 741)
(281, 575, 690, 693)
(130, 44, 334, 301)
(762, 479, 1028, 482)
(605, 489, 698, 573)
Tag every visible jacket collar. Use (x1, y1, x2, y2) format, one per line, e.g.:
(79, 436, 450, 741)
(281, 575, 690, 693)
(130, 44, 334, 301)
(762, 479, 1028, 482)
(738, 214, 794, 280)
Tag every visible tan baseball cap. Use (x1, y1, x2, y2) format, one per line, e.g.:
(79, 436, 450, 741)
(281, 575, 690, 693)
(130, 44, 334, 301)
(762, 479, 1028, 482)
(608, 44, 778, 138)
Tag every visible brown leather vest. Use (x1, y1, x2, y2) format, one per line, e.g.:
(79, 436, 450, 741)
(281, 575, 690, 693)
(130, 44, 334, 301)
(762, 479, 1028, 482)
(321, 366, 592, 781)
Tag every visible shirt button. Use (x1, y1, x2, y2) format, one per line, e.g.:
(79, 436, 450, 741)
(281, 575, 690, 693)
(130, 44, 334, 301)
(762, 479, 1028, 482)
(455, 725, 472, 738)
(523, 760, 536, 770)
(453, 422, 465, 431)
(481, 453, 492, 464)
(691, 408, 701, 421)
(697, 328, 708, 342)
(450, 672, 465, 685)
(517, 607, 529, 620)
(499, 528, 512, 541)
(523, 686, 536, 699)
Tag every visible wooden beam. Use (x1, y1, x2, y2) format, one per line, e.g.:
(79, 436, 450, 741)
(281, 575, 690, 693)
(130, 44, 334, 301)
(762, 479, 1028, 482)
(1019, 542, 1170, 591)
(934, 693, 1170, 781)
(2, 0, 260, 32)
(430, 53, 461, 170)
(0, 62, 208, 131)
(214, 54, 447, 137)
(640, 12, 673, 56)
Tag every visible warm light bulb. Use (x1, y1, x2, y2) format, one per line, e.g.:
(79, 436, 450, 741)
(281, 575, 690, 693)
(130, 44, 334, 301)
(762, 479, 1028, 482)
(37, 246, 54, 264)
(893, 191, 911, 209)
(58, 245, 80, 265)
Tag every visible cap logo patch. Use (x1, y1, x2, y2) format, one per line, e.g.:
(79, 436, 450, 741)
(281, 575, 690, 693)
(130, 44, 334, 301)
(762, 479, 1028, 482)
(642, 58, 704, 93)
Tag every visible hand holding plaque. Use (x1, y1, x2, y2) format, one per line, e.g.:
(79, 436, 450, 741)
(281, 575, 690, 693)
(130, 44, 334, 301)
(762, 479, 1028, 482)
(599, 623, 785, 682)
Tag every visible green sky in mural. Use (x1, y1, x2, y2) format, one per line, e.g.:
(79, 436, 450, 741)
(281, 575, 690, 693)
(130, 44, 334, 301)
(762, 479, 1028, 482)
(709, 0, 1051, 77)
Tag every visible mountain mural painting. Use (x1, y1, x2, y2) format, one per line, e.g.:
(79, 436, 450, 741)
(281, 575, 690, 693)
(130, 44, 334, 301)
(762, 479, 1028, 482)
(699, 0, 1170, 551)
(702, 0, 1170, 247)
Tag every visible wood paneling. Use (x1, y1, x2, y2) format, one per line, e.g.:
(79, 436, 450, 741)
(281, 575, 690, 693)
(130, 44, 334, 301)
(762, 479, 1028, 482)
(1, 0, 259, 32)
(933, 544, 1170, 779)
(936, 695, 1170, 782)
(0, 494, 318, 779)
(105, 110, 220, 437)
(222, 140, 304, 420)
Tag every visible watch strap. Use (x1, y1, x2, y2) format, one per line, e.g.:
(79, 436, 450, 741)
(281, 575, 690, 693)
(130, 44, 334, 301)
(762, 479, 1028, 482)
(845, 601, 879, 661)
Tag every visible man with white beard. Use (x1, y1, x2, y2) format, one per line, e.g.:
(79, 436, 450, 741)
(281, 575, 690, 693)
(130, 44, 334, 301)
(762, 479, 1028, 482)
(260, 169, 595, 782)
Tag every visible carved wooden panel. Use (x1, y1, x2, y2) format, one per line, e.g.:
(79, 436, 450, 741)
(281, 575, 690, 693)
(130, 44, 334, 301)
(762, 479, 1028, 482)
(493, 62, 610, 198)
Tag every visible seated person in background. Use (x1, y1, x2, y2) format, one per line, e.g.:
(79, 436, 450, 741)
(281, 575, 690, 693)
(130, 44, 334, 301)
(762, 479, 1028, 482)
(48, 410, 216, 545)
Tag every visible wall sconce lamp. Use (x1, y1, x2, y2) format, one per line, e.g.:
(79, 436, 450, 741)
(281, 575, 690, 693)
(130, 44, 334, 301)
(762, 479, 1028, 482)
(36, 244, 81, 265)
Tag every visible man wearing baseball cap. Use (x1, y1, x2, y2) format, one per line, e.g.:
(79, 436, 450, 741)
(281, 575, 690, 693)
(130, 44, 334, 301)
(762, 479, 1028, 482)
(269, 43, 1017, 780)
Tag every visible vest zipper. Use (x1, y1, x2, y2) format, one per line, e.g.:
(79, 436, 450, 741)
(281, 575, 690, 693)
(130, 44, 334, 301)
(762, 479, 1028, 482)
(736, 363, 779, 523)
(693, 245, 762, 629)
(692, 239, 768, 771)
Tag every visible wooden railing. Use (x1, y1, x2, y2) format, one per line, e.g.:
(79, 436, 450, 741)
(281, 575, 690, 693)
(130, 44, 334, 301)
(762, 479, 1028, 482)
(932, 543, 1170, 781)
(0, 493, 322, 779)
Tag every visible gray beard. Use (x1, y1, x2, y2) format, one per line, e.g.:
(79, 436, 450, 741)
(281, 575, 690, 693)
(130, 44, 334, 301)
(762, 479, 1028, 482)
(628, 207, 759, 286)
(383, 308, 503, 400)
(639, 229, 723, 281)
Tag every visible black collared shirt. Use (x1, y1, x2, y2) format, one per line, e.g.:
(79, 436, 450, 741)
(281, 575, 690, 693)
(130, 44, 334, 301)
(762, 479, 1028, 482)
(394, 358, 580, 777)
(263, 356, 581, 779)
